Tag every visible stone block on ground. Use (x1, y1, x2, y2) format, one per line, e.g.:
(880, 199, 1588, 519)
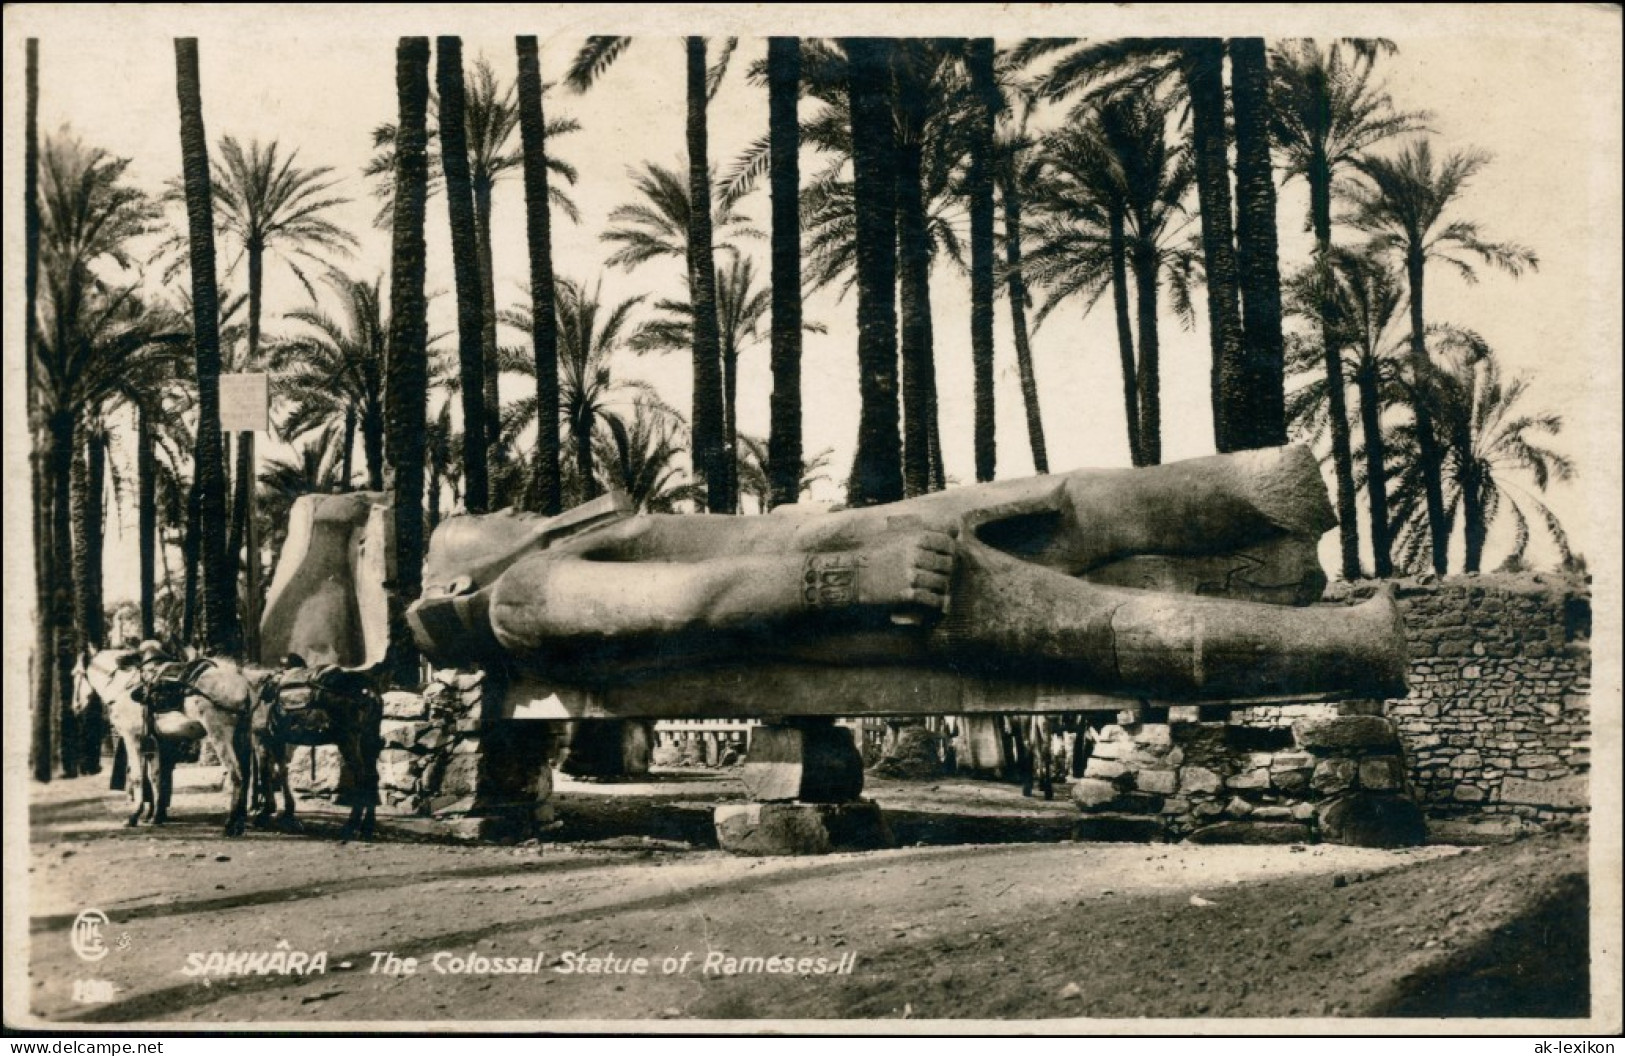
(1072, 777, 1163, 814)
(1184, 820, 1313, 845)
(376, 748, 421, 793)
(714, 800, 893, 855)
(1134, 768, 1179, 795)
(1311, 757, 1358, 794)
(1498, 773, 1587, 811)
(1317, 792, 1427, 848)
(382, 691, 427, 720)
(1179, 766, 1223, 795)
(742, 723, 864, 803)
(381, 719, 422, 751)
(1072, 813, 1168, 843)
(1292, 715, 1400, 753)
(1358, 755, 1407, 792)
(288, 744, 344, 795)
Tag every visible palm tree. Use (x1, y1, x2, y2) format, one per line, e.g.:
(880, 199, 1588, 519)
(1227, 37, 1287, 451)
(1272, 40, 1424, 578)
(569, 36, 733, 513)
(841, 37, 904, 507)
(1032, 38, 1269, 454)
(995, 87, 1050, 476)
(734, 433, 833, 514)
(1024, 94, 1197, 467)
(257, 423, 345, 560)
(174, 40, 237, 658)
(500, 278, 651, 506)
(631, 255, 784, 511)
(1346, 138, 1538, 574)
(1023, 120, 1140, 464)
(436, 36, 490, 513)
(275, 274, 393, 491)
(764, 39, 961, 492)
(1285, 246, 1410, 577)
(367, 57, 581, 492)
(385, 36, 433, 681)
(765, 36, 804, 510)
(595, 398, 698, 513)
(1387, 336, 1573, 574)
(966, 38, 1000, 482)
(601, 161, 759, 271)
(516, 35, 562, 515)
(26, 38, 51, 780)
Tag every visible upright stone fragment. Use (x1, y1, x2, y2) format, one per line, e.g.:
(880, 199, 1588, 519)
(742, 721, 865, 803)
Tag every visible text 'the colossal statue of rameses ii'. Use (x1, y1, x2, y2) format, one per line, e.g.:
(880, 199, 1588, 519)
(405, 446, 1408, 709)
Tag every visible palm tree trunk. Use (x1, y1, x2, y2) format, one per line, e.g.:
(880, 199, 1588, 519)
(574, 414, 598, 501)
(48, 409, 78, 777)
(896, 130, 936, 498)
(723, 332, 740, 511)
(340, 404, 356, 489)
(385, 36, 433, 683)
(181, 474, 200, 644)
(686, 37, 730, 513)
(999, 165, 1047, 476)
(175, 38, 239, 657)
(967, 38, 998, 483)
(1406, 250, 1449, 574)
(1131, 237, 1163, 466)
(138, 404, 157, 639)
(73, 426, 107, 651)
(1308, 152, 1363, 578)
(437, 36, 491, 515)
(843, 38, 904, 507)
(1108, 208, 1143, 466)
(362, 394, 385, 491)
(926, 368, 946, 492)
(516, 35, 562, 516)
(228, 435, 250, 599)
(765, 37, 803, 510)
(1356, 368, 1393, 577)
(1461, 458, 1487, 573)
(1183, 39, 1248, 454)
(26, 38, 53, 781)
(1227, 38, 1287, 450)
(474, 175, 505, 501)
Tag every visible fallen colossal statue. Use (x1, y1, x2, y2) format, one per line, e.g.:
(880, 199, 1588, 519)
(404, 446, 1407, 711)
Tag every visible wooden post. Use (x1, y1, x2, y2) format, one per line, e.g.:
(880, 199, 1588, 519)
(245, 430, 260, 663)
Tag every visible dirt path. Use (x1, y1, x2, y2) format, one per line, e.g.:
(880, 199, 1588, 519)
(22, 768, 1588, 1026)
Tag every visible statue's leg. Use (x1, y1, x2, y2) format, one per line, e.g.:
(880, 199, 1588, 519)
(1058, 446, 1337, 565)
(935, 543, 1406, 703)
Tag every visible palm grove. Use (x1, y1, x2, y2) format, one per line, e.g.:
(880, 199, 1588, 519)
(26, 36, 1575, 781)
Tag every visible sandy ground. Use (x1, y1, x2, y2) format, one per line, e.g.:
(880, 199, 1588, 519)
(20, 765, 1590, 1027)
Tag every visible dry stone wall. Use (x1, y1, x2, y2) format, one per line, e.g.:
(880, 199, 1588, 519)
(1336, 573, 1592, 824)
(288, 669, 486, 815)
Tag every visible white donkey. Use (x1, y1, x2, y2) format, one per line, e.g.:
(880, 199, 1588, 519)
(76, 648, 260, 835)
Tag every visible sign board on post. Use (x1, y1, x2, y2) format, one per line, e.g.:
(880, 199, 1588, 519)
(218, 373, 270, 433)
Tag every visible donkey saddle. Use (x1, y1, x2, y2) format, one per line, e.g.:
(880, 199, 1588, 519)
(260, 665, 371, 746)
(137, 659, 214, 714)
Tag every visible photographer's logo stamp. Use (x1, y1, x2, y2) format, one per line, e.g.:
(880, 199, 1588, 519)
(71, 909, 111, 963)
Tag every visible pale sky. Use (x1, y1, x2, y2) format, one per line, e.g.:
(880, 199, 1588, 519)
(4, 4, 1620, 611)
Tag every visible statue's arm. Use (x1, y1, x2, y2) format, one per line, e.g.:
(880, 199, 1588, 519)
(486, 528, 956, 647)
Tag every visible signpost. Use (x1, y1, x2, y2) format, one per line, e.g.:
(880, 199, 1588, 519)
(219, 374, 269, 662)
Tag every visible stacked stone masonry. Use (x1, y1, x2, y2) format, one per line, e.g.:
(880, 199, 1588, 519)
(289, 669, 485, 816)
(1342, 573, 1592, 824)
(1069, 573, 1590, 842)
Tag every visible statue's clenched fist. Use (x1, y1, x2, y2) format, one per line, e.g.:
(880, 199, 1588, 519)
(802, 528, 958, 617)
